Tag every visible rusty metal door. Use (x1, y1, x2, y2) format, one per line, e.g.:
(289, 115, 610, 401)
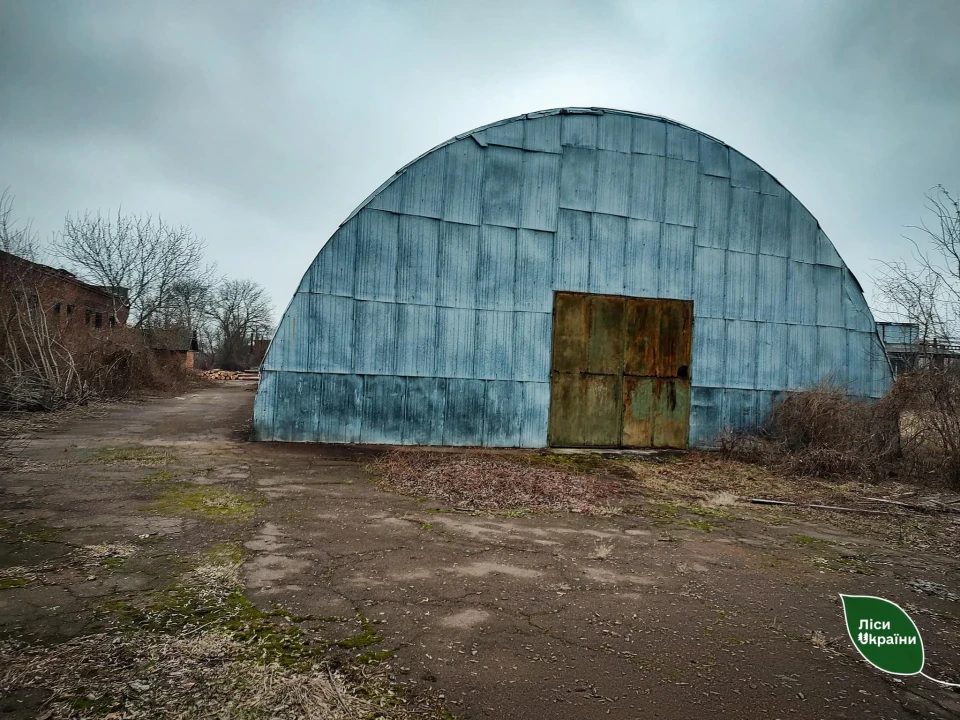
(548, 292, 692, 448)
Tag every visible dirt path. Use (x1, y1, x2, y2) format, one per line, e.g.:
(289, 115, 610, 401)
(2, 384, 959, 719)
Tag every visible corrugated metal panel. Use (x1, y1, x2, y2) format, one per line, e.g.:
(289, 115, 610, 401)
(286, 373, 322, 442)
(400, 146, 445, 219)
(514, 312, 551, 382)
(366, 175, 404, 213)
(815, 264, 843, 327)
(817, 229, 842, 267)
(355, 209, 399, 301)
(787, 324, 818, 389)
(554, 209, 590, 291)
(663, 158, 698, 227)
(659, 224, 694, 299)
(443, 378, 485, 445)
(666, 124, 699, 161)
(477, 225, 517, 310)
(700, 138, 730, 178)
(786, 261, 816, 325)
(308, 294, 355, 373)
(252, 371, 276, 437)
(275, 295, 307, 371)
(759, 193, 790, 257)
(624, 219, 660, 297)
(728, 187, 761, 254)
(695, 175, 730, 249)
(484, 381, 523, 446)
(816, 326, 847, 386)
(870, 340, 890, 398)
(756, 322, 787, 390)
(589, 213, 626, 294)
(437, 222, 479, 308)
(632, 117, 667, 156)
(436, 307, 476, 378)
(722, 389, 758, 432)
(475, 310, 515, 380)
(847, 331, 874, 396)
(354, 301, 397, 375)
(693, 246, 725, 317)
(519, 382, 550, 447)
(523, 115, 562, 154)
(692, 316, 725, 386)
(561, 113, 598, 148)
(842, 268, 876, 332)
(628, 154, 665, 221)
(729, 150, 761, 191)
(597, 113, 633, 153)
(519, 151, 561, 232)
(360, 375, 406, 444)
(756, 390, 779, 427)
(725, 320, 757, 389)
(788, 196, 818, 263)
(760, 173, 786, 197)
(308, 222, 357, 296)
(481, 146, 523, 228)
(559, 146, 597, 212)
(443, 139, 484, 225)
(479, 121, 524, 148)
(395, 303, 437, 376)
(596, 150, 632, 217)
(515, 229, 553, 312)
(317, 373, 362, 443)
(403, 377, 446, 445)
(397, 215, 439, 304)
(724, 250, 757, 321)
(756, 254, 787, 322)
(690, 387, 723, 445)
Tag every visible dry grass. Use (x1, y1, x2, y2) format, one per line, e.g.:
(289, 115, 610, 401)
(0, 550, 436, 720)
(370, 449, 627, 514)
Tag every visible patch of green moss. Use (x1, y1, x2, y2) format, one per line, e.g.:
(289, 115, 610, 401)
(354, 648, 395, 665)
(690, 505, 734, 520)
(99, 557, 125, 569)
(151, 484, 264, 520)
(206, 542, 244, 565)
(0, 576, 31, 589)
(142, 469, 176, 483)
(334, 611, 383, 650)
(792, 534, 830, 548)
(498, 508, 528, 518)
(417, 520, 434, 531)
(687, 519, 714, 532)
(95, 445, 171, 466)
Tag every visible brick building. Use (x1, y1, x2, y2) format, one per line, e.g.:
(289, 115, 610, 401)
(0, 250, 129, 328)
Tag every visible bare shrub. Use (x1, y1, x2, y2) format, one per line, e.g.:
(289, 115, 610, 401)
(720, 384, 901, 481)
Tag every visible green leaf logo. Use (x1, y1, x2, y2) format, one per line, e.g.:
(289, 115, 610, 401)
(840, 594, 924, 675)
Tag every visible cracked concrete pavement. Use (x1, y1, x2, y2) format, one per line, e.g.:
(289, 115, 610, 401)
(2, 383, 959, 719)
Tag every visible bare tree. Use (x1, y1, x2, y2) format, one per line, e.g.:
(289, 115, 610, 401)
(876, 185, 960, 347)
(52, 211, 214, 328)
(209, 279, 273, 370)
(0, 189, 41, 261)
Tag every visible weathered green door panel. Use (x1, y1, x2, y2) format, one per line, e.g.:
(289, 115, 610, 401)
(652, 379, 691, 448)
(622, 376, 654, 446)
(581, 374, 622, 446)
(656, 301, 694, 379)
(547, 372, 584, 446)
(587, 295, 625, 375)
(551, 293, 590, 374)
(623, 299, 658, 377)
(549, 292, 692, 449)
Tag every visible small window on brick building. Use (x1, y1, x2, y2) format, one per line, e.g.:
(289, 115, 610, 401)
(85, 308, 92, 325)
(54, 302, 61, 315)
(109, 315, 116, 328)
(66, 304, 73, 315)
(95, 312, 103, 329)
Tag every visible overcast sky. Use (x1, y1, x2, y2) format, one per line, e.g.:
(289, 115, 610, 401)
(1, 0, 958, 320)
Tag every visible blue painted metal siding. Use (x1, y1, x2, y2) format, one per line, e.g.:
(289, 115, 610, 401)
(254, 108, 892, 447)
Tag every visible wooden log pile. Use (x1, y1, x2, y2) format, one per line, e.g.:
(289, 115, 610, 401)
(200, 369, 241, 381)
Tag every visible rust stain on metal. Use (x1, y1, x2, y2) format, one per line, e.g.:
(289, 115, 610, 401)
(548, 292, 692, 448)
